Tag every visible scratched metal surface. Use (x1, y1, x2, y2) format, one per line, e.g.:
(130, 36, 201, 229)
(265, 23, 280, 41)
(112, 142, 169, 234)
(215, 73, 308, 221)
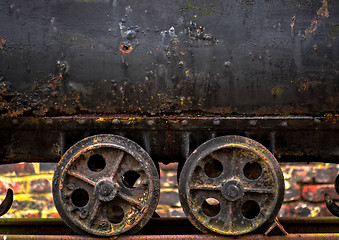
(0, 0, 338, 117)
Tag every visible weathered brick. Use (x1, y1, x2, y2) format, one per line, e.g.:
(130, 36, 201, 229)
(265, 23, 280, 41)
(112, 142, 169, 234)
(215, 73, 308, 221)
(290, 166, 314, 183)
(284, 179, 300, 202)
(279, 202, 333, 218)
(0, 178, 27, 194)
(39, 163, 57, 173)
(314, 166, 339, 183)
(279, 202, 314, 217)
(302, 184, 339, 202)
(30, 178, 52, 193)
(19, 211, 41, 218)
(0, 163, 36, 176)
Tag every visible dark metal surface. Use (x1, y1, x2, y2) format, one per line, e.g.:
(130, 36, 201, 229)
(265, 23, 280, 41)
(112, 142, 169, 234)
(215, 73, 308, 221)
(53, 134, 160, 236)
(0, 116, 338, 164)
(178, 136, 284, 235)
(0, 188, 13, 217)
(0, 0, 338, 117)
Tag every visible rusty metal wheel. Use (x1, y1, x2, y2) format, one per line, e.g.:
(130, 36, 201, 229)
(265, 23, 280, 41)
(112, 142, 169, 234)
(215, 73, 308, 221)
(53, 134, 160, 236)
(179, 135, 284, 235)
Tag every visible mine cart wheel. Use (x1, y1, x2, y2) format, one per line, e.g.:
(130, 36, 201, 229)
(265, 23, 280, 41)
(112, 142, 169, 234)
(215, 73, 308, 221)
(52, 134, 160, 236)
(179, 135, 284, 235)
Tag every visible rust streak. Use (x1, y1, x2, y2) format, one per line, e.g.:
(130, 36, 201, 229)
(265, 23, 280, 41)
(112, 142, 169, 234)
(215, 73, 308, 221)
(0, 36, 6, 50)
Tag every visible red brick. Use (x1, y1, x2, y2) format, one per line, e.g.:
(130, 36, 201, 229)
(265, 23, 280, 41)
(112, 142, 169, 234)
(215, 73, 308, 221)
(12, 163, 36, 175)
(30, 178, 51, 193)
(314, 167, 339, 184)
(46, 212, 60, 218)
(302, 184, 339, 202)
(284, 180, 301, 202)
(0, 163, 36, 176)
(0, 179, 26, 194)
(21, 212, 41, 218)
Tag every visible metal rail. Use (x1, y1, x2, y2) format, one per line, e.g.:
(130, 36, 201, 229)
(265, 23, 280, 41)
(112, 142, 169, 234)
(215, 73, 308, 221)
(0, 218, 339, 239)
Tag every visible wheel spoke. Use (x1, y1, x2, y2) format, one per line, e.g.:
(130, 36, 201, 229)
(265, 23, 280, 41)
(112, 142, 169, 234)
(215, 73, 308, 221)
(89, 200, 101, 226)
(118, 192, 143, 209)
(68, 170, 96, 186)
(110, 151, 125, 180)
(231, 149, 240, 177)
(244, 187, 275, 194)
(189, 183, 222, 191)
(209, 200, 233, 232)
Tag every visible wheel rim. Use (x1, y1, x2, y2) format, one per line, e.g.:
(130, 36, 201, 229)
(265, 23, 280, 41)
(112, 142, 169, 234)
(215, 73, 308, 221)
(179, 135, 284, 235)
(53, 134, 160, 236)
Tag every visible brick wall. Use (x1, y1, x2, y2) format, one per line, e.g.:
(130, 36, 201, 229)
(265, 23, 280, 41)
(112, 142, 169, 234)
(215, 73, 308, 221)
(0, 162, 338, 218)
(0, 163, 59, 218)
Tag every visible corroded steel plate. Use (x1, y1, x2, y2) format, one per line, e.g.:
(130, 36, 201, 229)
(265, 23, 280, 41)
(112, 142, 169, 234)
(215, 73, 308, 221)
(53, 134, 160, 236)
(179, 135, 284, 235)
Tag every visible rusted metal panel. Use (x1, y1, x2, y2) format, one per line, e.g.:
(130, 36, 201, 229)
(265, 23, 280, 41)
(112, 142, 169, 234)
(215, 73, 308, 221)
(0, 0, 338, 117)
(0, 116, 337, 164)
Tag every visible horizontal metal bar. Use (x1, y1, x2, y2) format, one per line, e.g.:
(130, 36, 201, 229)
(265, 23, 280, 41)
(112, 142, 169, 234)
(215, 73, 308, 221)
(0, 115, 337, 131)
(1, 218, 339, 236)
(2, 234, 339, 240)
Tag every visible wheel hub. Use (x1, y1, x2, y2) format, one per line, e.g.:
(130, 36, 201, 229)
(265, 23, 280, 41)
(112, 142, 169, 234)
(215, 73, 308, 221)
(95, 179, 118, 202)
(221, 179, 244, 201)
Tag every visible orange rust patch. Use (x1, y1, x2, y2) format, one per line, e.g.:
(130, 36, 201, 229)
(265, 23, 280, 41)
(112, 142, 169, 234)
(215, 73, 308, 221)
(304, 0, 330, 38)
(119, 43, 133, 54)
(0, 36, 6, 50)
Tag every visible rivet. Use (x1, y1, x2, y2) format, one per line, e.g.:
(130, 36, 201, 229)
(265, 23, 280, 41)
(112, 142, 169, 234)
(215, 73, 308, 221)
(181, 120, 188, 126)
(213, 119, 221, 125)
(46, 119, 53, 125)
(78, 119, 86, 125)
(314, 118, 321, 124)
(224, 61, 231, 67)
(280, 121, 288, 127)
(112, 119, 120, 124)
(147, 120, 155, 126)
(249, 120, 257, 126)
